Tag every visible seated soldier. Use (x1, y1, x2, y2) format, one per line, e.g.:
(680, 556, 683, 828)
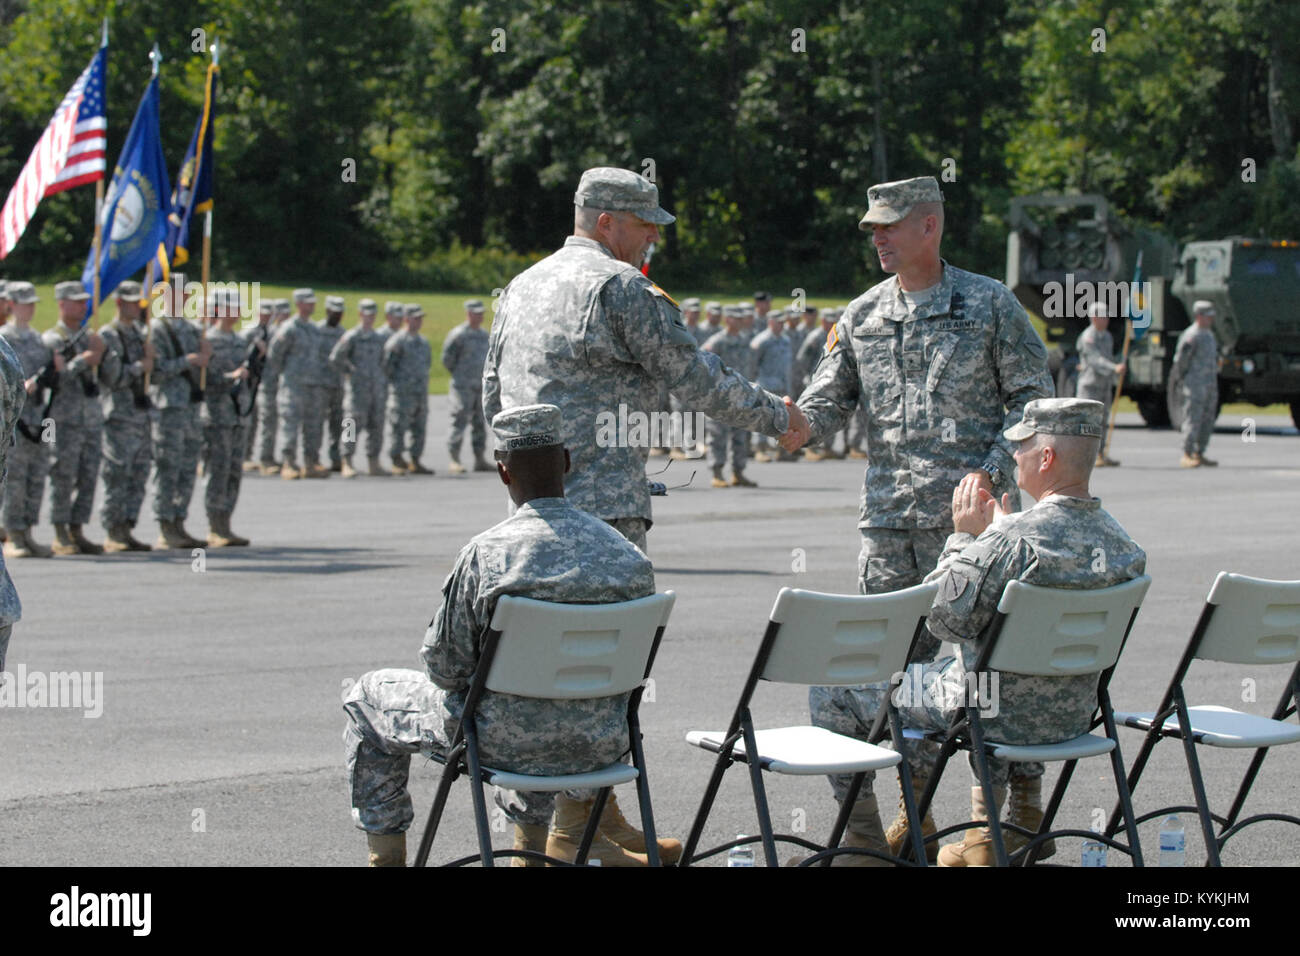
(343, 403, 675, 867)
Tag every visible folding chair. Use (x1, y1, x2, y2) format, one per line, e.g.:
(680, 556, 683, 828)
(680, 582, 938, 867)
(916, 575, 1151, 867)
(1104, 573, 1300, 866)
(411, 591, 676, 867)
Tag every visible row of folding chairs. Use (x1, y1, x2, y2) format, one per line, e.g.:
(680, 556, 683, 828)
(411, 572, 1300, 867)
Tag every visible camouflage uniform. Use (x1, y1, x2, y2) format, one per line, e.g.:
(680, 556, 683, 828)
(0, 335, 25, 669)
(814, 494, 1146, 796)
(97, 317, 153, 532)
(330, 324, 388, 461)
(440, 320, 490, 462)
(343, 496, 656, 832)
(382, 324, 431, 463)
(42, 323, 101, 527)
(1172, 323, 1219, 457)
(483, 237, 790, 528)
(315, 316, 347, 469)
(267, 316, 325, 469)
(702, 326, 754, 476)
(0, 324, 52, 532)
(201, 328, 247, 519)
(254, 302, 290, 467)
(750, 325, 793, 453)
(1075, 325, 1121, 414)
(240, 316, 274, 464)
(149, 314, 205, 522)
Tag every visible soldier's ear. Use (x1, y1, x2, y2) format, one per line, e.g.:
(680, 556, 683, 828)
(496, 458, 510, 486)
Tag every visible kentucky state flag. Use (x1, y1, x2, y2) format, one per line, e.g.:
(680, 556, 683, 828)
(82, 73, 170, 311)
(162, 61, 217, 277)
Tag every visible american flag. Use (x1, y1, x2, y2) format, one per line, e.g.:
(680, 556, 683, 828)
(0, 44, 108, 259)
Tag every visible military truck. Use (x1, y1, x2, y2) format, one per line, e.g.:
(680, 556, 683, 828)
(1006, 194, 1300, 429)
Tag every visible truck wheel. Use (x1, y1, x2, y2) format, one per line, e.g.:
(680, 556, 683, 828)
(1136, 395, 1171, 428)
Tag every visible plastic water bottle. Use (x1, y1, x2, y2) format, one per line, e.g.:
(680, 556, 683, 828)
(1159, 814, 1185, 867)
(1081, 831, 1107, 867)
(727, 835, 756, 867)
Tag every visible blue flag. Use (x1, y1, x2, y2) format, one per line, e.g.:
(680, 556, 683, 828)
(1128, 250, 1147, 341)
(162, 61, 217, 278)
(82, 73, 170, 311)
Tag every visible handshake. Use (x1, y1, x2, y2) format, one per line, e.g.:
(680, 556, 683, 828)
(779, 397, 812, 453)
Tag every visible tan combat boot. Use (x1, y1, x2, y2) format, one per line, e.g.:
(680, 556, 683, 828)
(447, 452, 465, 476)
(70, 524, 103, 555)
(51, 524, 79, 556)
(789, 792, 895, 866)
(545, 794, 650, 866)
(511, 822, 549, 867)
(1179, 453, 1201, 468)
(176, 520, 206, 549)
(937, 785, 1006, 867)
(103, 524, 134, 553)
(122, 525, 152, 552)
(155, 519, 191, 550)
(408, 459, 434, 475)
(884, 777, 938, 863)
(340, 456, 357, 479)
(3, 528, 35, 559)
(1005, 774, 1055, 860)
(304, 462, 331, 479)
(281, 462, 302, 480)
(1199, 453, 1218, 466)
(368, 456, 389, 476)
(598, 792, 683, 865)
(472, 453, 493, 473)
(730, 470, 757, 488)
(260, 460, 281, 476)
(803, 446, 830, 461)
(207, 513, 249, 548)
(711, 465, 728, 488)
(390, 454, 409, 473)
(242, 460, 261, 473)
(366, 831, 406, 867)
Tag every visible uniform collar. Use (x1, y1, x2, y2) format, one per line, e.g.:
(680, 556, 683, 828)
(1033, 492, 1101, 511)
(565, 235, 616, 259)
(882, 259, 953, 323)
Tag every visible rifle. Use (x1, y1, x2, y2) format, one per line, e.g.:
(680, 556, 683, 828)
(230, 323, 269, 418)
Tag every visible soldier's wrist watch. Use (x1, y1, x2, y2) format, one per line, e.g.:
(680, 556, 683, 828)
(982, 463, 1002, 485)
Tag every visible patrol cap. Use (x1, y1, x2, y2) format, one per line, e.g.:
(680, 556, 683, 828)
(705, 300, 722, 315)
(325, 295, 345, 312)
(819, 307, 836, 320)
(804, 306, 818, 316)
(403, 303, 424, 319)
(1193, 299, 1216, 316)
(55, 280, 89, 301)
(1003, 398, 1105, 442)
(574, 167, 675, 225)
(7, 281, 37, 304)
(463, 298, 486, 313)
(358, 298, 378, 315)
(114, 280, 143, 301)
(384, 300, 403, 316)
(274, 298, 291, 314)
(753, 291, 770, 302)
(207, 287, 242, 311)
(258, 299, 273, 315)
(681, 297, 701, 311)
(1087, 300, 1110, 318)
(723, 305, 743, 318)
(859, 176, 944, 229)
(493, 403, 563, 451)
(768, 308, 787, 322)
(292, 288, 315, 304)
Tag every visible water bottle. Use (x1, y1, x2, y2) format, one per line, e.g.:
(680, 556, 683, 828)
(727, 834, 756, 867)
(1081, 832, 1107, 867)
(1159, 814, 1185, 867)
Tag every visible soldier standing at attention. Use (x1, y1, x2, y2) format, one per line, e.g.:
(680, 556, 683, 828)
(253, 299, 291, 475)
(0, 282, 56, 558)
(750, 308, 794, 462)
(377, 301, 404, 473)
(1172, 299, 1220, 468)
(330, 298, 389, 477)
(201, 289, 254, 546)
(150, 277, 212, 549)
(798, 309, 839, 461)
(0, 330, 27, 670)
(242, 300, 274, 472)
(268, 288, 330, 479)
(97, 281, 155, 552)
(441, 298, 491, 475)
(702, 305, 758, 488)
(317, 295, 347, 472)
(44, 281, 106, 555)
(1075, 300, 1125, 467)
(787, 176, 1053, 863)
(383, 303, 433, 475)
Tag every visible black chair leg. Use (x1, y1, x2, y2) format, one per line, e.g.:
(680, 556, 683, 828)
(681, 745, 736, 867)
(740, 719, 779, 866)
(628, 718, 662, 867)
(413, 755, 462, 868)
(576, 787, 610, 866)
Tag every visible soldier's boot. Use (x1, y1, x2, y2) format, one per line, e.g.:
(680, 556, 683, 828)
(730, 469, 757, 488)
(1199, 453, 1218, 466)
(390, 454, 409, 474)
(366, 831, 406, 867)
(304, 462, 332, 479)
(103, 524, 135, 554)
(598, 791, 683, 865)
(510, 822, 549, 868)
(447, 451, 465, 476)
(123, 525, 152, 552)
(711, 465, 728, 488)
(789, 793, 894, 866)
(1004, 775, 1055, 860)
(884, 777, 939, 863)
(803, 446, 830, 461)
(70, 524, 103, 555)
(937, 785, 1005, 868)
(752, 450, 773, 463)
(281, 462, 302, 480)
(207, 513, 249, 548)
(3, 528, 35, 559)
(847, 448, 869, 459)
(51, 524, 79, 556)
(408, 459, 434, 475)
(222, 514, 250, 547)
(260, 460, 280, 476)
(330, 459, 343, 473)
(1179, 453, 1201, 468)
(340, 456, 357, 479)
(28, 530, 53, 558)
(367, 456, 389, 477)
(155, 519, 192, 551)
(242, 460, 261, 473)
(668, 447, 689, 460)
(545, 794, 650, 866)
(472, 453, 493, 473)
(175, 520, 206, 549)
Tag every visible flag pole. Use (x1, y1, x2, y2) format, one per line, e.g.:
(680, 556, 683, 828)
(198, 38, 217, 391)
(143, 42, 162, 391)
(89, 18, 108, 329)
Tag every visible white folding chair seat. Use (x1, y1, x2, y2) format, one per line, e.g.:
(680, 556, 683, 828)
(1117, 705, 1300, 749)
(680, 583, 938, 867)
(412, 591, 675, 867)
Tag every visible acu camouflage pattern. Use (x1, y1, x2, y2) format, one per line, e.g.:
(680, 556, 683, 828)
(97, 318, 152, 529)
(441, 321, 490, 457)
(0, 335, 23, 668)
(383, 328, 431, 461)
(0, 325, 52, 531)
(201, 328, 247, 517)
(1075, 325, 1121, 409)
(343, 497, 656, 832)
(798, 263, 1053, 529)
(795, 324, 829, 395)
(312, 320, 346, 467)
(1171, 323, 1219, 456)
(150, 316, 205, 522)
(251, 322, 280, 464)
(41, 324, 101, 526)
(749, 326, 793, 395)
(483, 237, 790, 522)
(267, 317, 326, 467)
(702, 328, 755, 473)
(330, 324, 388, 460)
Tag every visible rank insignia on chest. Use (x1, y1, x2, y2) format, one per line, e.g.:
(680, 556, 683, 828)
(949, 291, 965, 322)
